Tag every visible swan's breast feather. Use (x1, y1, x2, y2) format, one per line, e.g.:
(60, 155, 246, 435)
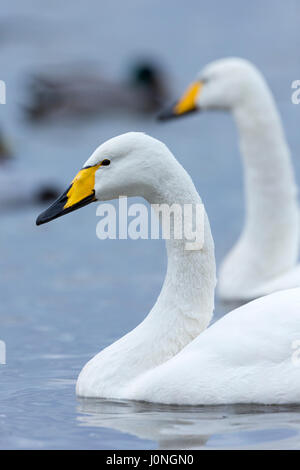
(123, 288, 300, 405)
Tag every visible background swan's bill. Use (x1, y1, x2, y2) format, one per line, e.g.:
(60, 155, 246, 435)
(157, 103, 198, 121)
(158, 81, 202, 120)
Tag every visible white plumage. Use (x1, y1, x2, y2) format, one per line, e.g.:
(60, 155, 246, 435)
(168, 58, 300, 301)
(38, 132, 300, 405)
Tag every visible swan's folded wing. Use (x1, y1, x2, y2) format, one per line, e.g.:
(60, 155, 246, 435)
(124, 288, 300, 405)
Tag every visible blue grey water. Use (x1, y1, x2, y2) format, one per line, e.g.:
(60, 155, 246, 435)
(1, 0, 300, 449)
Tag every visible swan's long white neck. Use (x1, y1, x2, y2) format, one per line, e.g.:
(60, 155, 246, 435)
(144, 168, 216, 332)
(230, 76, 299, 282)
(76, 155, 216, 398)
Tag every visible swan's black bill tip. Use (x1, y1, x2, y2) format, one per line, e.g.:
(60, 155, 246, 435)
(157, 105, 198, 121)
(36, 212, 52, 226)
(36, 216, 43, 226)
(36, 188, 96, 227)
(157, 104, 178, 121)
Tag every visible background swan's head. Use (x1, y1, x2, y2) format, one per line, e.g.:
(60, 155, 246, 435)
(159, 58, 266, 119)
(36, 132, 175, 225)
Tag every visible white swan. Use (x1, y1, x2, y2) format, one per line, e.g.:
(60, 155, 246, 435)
(36, 132, 300, 405)
(160, 58, 300, 301)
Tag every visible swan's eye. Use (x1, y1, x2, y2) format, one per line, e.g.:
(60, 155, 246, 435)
(101, 159, 111, 166)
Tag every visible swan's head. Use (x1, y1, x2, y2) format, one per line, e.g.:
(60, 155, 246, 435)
(36, 132, 173, 225)
(159, 58, 263, 119)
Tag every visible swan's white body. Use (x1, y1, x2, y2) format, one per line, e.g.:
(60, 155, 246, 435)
(38, 132, 300, 405)
(78, 280, 300, 405)
(122, 288, 300, 405)
(169, 58, 300, 301)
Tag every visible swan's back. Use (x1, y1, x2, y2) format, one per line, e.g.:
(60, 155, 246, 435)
(124, 288, 300, 405)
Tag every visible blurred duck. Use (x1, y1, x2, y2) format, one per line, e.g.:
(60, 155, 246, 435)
(36, 132, 300, 405)
(159, 58, 300, 301)
(0, 128, 11, 161)
(25, 61, 169, 121)
(0, 126, 59, 207)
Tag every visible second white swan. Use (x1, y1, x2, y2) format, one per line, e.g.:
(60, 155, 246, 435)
(160, 58, 300, 301)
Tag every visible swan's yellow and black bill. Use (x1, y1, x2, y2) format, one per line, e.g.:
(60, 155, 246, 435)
(158, 81, 203, 121)
(36, 164, 101, 226)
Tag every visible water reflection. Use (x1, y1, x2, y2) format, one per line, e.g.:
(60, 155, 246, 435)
(77, 398, 300, 449)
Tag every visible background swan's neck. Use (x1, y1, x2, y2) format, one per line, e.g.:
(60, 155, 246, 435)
(77, 158, 216, 398)
(230, 81, 299, 283)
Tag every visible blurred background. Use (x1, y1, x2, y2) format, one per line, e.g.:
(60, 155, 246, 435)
(1, 0, 300, 450)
